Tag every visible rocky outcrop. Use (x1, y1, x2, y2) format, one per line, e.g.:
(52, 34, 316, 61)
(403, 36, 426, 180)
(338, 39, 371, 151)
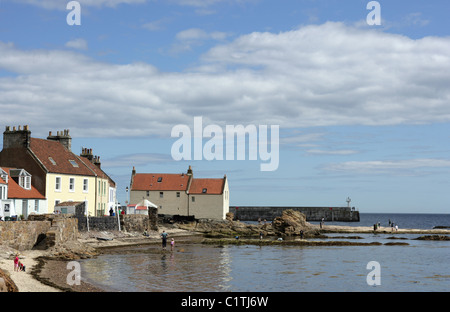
(272, 209, 314, 236)
(176, 210, 316, 238)
(0, 268, 18, 292)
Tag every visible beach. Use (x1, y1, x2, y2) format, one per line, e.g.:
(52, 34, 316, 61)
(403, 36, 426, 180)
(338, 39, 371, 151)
(1, 222, 449, 292)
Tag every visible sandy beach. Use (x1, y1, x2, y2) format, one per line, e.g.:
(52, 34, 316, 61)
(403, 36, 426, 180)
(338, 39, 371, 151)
(0, 249, 60, 292)
(1, 223, 448, 292)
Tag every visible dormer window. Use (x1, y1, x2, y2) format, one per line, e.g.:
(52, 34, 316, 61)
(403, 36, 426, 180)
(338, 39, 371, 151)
(0, 169, 8, 183)
(10, 169, 31, 190)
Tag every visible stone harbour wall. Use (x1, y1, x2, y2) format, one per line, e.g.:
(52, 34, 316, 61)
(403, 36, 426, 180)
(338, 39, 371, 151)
(0, 214, 79, 251)
(0, 220, 51, 251)
(229, 206, 360, 222)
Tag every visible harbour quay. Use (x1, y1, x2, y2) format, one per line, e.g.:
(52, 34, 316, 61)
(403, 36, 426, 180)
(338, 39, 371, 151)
(229, 206, 360, 222)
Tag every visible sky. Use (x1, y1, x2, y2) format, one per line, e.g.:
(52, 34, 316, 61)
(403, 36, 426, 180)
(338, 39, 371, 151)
(0, 0, 449, 214)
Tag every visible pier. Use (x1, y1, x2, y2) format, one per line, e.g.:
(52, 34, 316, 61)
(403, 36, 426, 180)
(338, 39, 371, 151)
(229, 206, 360, 222)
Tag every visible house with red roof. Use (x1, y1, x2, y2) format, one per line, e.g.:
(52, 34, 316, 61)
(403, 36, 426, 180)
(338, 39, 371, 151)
(0, 125, 116, 217)
(130, 166, 229, 220)
(0, 167, 46, 219)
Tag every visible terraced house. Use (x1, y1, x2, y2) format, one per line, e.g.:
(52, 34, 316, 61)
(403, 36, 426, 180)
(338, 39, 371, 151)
(0, 167, 46, 219)
(0, 125, 116, 217)
(130, 165, 229, 220)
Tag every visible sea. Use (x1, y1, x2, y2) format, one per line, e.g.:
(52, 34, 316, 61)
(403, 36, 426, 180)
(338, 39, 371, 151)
(79, 213, 450, 293)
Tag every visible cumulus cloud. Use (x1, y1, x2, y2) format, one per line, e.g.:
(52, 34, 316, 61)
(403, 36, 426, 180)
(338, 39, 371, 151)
(1, 22, 450, 139)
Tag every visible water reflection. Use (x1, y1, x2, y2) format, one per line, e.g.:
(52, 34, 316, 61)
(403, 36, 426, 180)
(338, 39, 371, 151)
(81, 239, 450, 292)
(82, 244, 234, 292)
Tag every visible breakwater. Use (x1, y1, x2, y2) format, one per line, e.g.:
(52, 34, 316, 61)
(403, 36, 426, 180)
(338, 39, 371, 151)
(229, 206, 359, 222)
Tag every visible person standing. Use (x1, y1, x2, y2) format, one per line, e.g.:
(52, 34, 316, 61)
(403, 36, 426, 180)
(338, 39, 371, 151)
(160, 231, 168, 250)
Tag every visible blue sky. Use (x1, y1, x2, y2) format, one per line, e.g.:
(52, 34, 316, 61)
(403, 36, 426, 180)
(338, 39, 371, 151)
(0, 0, 449, 213)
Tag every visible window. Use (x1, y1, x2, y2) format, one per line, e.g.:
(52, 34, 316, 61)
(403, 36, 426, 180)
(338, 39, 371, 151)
(83, 179, 88, 192)
(69, 178, 75, 192)
(0, 185, 6, 200)
(192, 196, 195, 202)
(18, 173, 31, 190)
(146, 191, 150, 197)
(202, 188, 207, 193)
(176, 192, 180, 198)
(35, 200, 39, 212)
(69, 160, 79, 168)
(157, 177, 162, 182)
(49, 157, 56, 165)
(160, 192, 163, 198)
(55, 177, 61, 191)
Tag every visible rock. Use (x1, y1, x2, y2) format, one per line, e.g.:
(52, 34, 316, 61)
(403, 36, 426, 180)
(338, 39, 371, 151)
(0, 268, 18, 292)
(415, 235, 450, 241)
(272, 209, 313, 236)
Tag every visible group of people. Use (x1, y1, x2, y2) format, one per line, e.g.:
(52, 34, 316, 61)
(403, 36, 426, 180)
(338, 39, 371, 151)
(14, 254, 25, 272)
(389, 219, 399, 231)
(373, 220, 399, 231)
(160, 231, 175, 251)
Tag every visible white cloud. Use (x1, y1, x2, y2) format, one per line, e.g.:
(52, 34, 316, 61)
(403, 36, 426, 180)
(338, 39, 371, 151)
(65, 38, 88, 50)
(170, 28, 230, 54)
(1, 22, 450, 138)
(12, 0, 147, 10)
(306, 149, 358, 156)
(323, 158, 450, 175)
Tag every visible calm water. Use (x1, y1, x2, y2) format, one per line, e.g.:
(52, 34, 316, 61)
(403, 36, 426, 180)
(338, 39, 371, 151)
(80, 213, 450, 292)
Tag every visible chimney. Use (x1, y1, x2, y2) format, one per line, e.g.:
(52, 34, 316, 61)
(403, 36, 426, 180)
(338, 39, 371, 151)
(187, 165, 193, 176)
(80, 147, 94, 161)
(47, 129, 72, 151)
(93, 155, 101, 169)
(3, 125, 31, 149)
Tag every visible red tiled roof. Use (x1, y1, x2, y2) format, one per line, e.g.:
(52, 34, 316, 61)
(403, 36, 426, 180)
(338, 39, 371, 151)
(0, 167, 45, 199)
(29, 138, 95, 176)
(189, 178, 224, 195)
(0, 177, 5, 184)
(78, 156, 116, 187)
(131, 173, 190, 191)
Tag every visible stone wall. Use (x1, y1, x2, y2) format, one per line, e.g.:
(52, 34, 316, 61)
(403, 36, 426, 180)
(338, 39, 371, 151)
(121, 214, 150, 233)
(0, 214, 79, 251)
(76, 214, 151, 233)
(229, 206, 360, 222)
(77, 216, 119, 232)
(0, 220, 51, 251)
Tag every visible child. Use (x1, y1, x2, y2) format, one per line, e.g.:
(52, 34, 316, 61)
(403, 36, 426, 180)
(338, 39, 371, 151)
(14, 254, 19, 272)
(170, 238, 175, 251)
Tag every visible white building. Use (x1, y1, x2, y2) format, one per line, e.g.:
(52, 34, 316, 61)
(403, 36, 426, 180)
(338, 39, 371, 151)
(0, 167, 47, 220)
(130, 166, 229, 220)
